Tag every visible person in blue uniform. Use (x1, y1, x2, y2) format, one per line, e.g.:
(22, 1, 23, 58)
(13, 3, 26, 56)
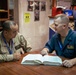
(41, 14, 76, 68)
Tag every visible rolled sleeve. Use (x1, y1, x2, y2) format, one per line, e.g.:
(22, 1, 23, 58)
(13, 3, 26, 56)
(0, 54, 14, 62)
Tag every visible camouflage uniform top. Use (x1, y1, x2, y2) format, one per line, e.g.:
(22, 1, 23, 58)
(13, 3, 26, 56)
(0, 32, 32, 62)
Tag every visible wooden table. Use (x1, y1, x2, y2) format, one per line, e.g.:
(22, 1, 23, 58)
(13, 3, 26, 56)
(0, 51, 76, 75)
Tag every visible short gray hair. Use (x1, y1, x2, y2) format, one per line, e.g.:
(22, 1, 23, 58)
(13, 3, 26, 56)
(3, 20, 16, 31)
(54, 14, 69, 25)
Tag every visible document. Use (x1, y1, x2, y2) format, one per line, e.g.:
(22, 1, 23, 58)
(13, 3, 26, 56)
(21, 54, 62, 66)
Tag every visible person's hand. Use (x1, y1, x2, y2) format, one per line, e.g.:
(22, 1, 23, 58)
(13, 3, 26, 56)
(13, 52, 21, 60)
(62, 59, 76, 68)
(41, 48, 49, 56)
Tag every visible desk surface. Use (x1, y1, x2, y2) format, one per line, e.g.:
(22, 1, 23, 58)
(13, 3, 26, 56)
(0, 51, 76, 75)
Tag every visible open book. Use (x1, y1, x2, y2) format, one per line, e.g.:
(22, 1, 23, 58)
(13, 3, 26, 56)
(21, 54, 62, 66)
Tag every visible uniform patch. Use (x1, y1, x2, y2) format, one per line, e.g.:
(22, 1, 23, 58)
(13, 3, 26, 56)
(67, 45, 74, 49)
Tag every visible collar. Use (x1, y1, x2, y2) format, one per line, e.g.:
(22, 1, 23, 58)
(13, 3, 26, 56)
(56, 29, 74, 41)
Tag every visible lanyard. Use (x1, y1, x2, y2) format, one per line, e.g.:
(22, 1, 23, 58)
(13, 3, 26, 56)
(58, 41, 63, 50)
(2, 33, 13, 54)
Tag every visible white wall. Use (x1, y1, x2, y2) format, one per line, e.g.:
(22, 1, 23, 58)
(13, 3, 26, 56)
(17, 0, 51, 51)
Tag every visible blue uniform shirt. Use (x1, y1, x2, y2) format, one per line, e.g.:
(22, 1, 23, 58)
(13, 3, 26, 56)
(45, 29, 76, 59)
